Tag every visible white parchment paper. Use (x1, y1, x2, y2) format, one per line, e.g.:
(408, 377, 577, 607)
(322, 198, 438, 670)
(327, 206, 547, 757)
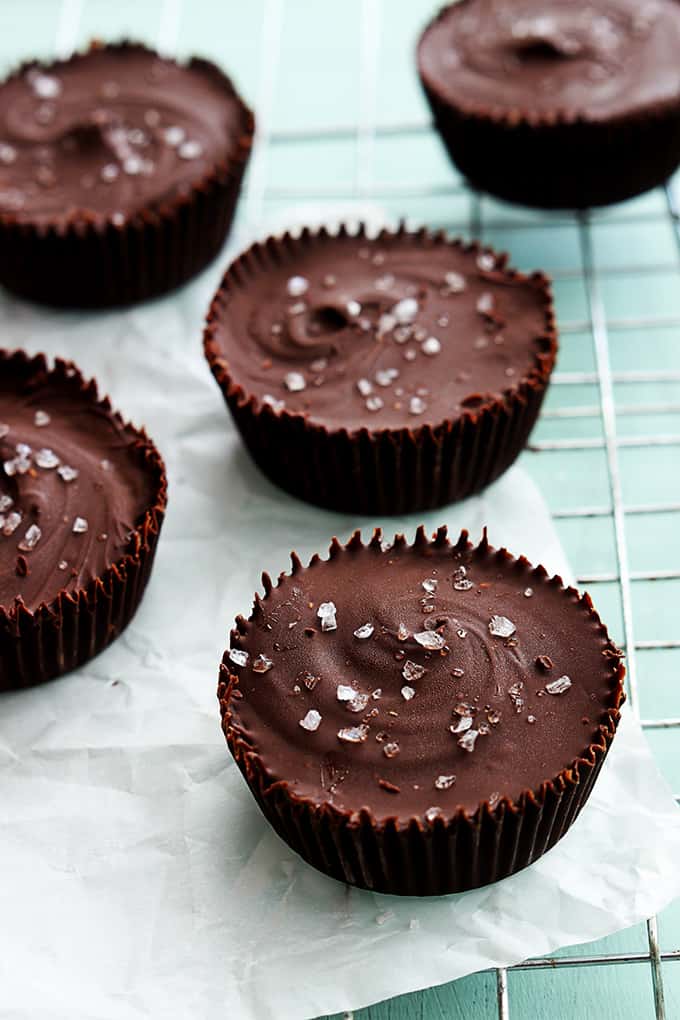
(2, 209, 680, 1020)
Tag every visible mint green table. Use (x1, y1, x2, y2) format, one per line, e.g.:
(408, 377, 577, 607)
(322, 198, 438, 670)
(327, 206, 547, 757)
(3, 2, 679, 1016)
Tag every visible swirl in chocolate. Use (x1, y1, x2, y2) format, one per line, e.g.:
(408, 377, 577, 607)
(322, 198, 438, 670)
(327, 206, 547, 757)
(225, 533, 623, 820)
(0, 43, 249, 222)
(212, 230, 554, 431)
(0, 354, 161, 613)
(418, 0, 680, 119)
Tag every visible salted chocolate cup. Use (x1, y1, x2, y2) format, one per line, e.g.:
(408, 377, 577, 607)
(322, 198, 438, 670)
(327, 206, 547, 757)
(418, 0, 680, 209)
(0, 349, 167, 689)
(0, 42, 254, 307)
(219, 528, 625, 896)
(204, 226, 556, 514)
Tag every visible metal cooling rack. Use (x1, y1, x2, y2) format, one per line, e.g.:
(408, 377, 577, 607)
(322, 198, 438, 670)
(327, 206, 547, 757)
(45, 0, 680, 1016)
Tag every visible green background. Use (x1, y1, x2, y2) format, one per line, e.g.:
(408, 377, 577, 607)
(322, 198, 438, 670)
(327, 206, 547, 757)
(3, 1, 680, 1016)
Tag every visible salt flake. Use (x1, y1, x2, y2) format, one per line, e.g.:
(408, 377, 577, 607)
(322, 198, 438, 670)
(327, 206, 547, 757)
(34, 410, 50, 427)
(18, 523, 41, 551)
(229, 648, 249, 668)
(337, 685, 356, 702)
(353, 623, 374, 639)
(401, 685, 416, 701)
(300, 710, 322, 732)
(392, 297, 418, 323)
(337, 724, 369, 743)
(252, 654, 273, 673)
(402, 660, 425, 682)
(458, 729, 479, 752)
(422, 336, 441, 356)
(546, 675, 572, 695)
(286, 276, 309, 298)
(35, 448, 59, 469)
(284, 371, 306, 393)
(414, 630, 445, 650)
(317, 601, 337, 631)
(72, 516, 88, 534)
(435, 774, 456, 790)
(383, 741, 400, 758)
(489, 615, 516, 638)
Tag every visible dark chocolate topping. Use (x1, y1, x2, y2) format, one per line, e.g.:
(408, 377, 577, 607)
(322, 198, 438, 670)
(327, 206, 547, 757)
(0, 42, 251, 223)
(0, 352, 164, 614)
(225, 531, 624, 822)
(208, 229, 554, 432)
(418, 0, 680, 120)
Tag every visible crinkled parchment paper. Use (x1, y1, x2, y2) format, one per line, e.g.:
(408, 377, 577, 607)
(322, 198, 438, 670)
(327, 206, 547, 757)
(1, 207, 680, 1020)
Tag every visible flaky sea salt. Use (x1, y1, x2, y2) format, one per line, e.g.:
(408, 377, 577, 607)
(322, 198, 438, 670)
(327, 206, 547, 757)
(337, 685, 356, 702)
(366, 395, 384, 412)
(450, 715, 473, 735)
(347, 692, 369, 713)
(353, 623, 374, 639)
(228, 648, 249, 667)
(383, 741, 400, 758)
(489, 615, 516, 638)
(0, 144, 17, 165)
(337, 724, 369, 743)
(402, 660, 425, 682)
(392, 297, 418, 323)
(546, 675, 573, 695)
(284, 371, 306, 392)
(508, 681, 525, 712)
(422, 578, 438, 594)
(435, 774, 456, 790)
(2, 511, 21, 535)
(0, 494, 12, 512)
(477, 252, 496, 272)
(453, 565, 474, 591)
(286, 275, 309, 297)
(252, 654, 273, 673)
(34, 410, 50, 427)
(409, 396, 426, 415)
(35, 448, 59, 469)
(317, 601, 337, 631)
(300, 710, 322, 732)
(443, 271, 466, 293)
(414, 630, 445, 650)
(18, 523, 41, 551)
(178, 139, 203, 160)
(375, 368, 399, 387)
(346, 299, 362, 317)
(57, 465, 79, 482)
(262, 394, 285, 413)
(401, 686, 416, 701)
(164, 125, 185, 147)
(422, 336, 441, 356)
(72, 516, 88, 534)
(458, 729, 479, 752)
(29, 73, 61, 99)
(477, 292, 494, 315)
(357, 378, 373, 397)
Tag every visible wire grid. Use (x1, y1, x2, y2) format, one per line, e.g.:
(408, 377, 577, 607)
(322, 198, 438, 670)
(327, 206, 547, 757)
(46, 0, 680, 1017)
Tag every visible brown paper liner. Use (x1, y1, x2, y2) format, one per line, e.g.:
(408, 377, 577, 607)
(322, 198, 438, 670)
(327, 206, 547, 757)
(418, 4, 680, 210)
(218, 527, 626, 896)
(204, 224, 557, 515)
(0, 43, 254, 308)
(0, 349, 167, 690)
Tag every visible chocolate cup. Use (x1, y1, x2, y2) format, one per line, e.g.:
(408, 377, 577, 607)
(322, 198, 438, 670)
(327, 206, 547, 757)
(0, 43, 254, 308)
(204, 225, 557, 515)
(0, 349, 167, 690)
(218, 527, 626, 896)
(417, 6, 680, 210)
